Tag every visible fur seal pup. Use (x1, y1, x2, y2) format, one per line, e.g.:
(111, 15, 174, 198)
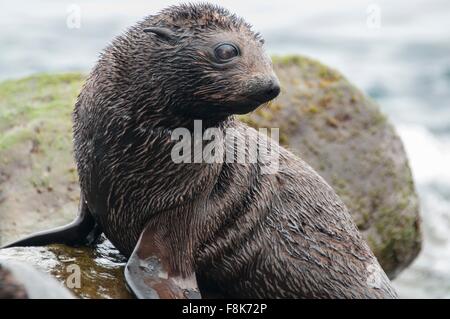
(2, 3, 398, 299)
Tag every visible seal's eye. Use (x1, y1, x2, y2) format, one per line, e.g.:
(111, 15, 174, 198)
(214, 43, 239, 62)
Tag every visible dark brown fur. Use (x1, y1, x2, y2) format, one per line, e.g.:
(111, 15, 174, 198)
(73, 3, 397, 298)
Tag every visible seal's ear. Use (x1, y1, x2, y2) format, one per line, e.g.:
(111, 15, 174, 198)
(143, 27, 177, 42)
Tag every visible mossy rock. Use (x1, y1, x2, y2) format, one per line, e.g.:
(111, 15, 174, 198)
(240, 55, 422, 278)
(0, 56, 421, 298)
(0, 73, 83, 245)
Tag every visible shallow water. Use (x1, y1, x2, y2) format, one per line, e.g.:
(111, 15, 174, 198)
(1, 0, 449, 298)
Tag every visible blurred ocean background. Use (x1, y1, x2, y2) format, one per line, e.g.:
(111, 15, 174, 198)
(0, 0, 449, 298)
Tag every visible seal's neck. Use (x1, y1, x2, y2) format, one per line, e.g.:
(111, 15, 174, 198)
(137, 108, 235, 132)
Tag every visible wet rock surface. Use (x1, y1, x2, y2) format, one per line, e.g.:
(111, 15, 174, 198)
(0, 56, 421, 297)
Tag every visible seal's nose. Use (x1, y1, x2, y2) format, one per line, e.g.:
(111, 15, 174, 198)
(264, 78, 281, 101)
(249, 77, 281, 103)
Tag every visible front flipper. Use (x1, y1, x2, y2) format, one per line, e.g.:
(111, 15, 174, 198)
(124, 221, 201, 299)
(1, 195, 101, 249)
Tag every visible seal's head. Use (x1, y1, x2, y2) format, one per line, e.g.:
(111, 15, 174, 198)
(106, 3, 280, 122)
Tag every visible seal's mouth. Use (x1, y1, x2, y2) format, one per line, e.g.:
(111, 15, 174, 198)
(247, 81, 281, 104)
(221, 77, 281, 115)
(215, 89, 280, 116)
(229, 99, 263, 114)
(187, 77, 281, 118)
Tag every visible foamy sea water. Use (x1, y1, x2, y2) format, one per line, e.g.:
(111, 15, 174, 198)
(1, 0, 449, 298)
